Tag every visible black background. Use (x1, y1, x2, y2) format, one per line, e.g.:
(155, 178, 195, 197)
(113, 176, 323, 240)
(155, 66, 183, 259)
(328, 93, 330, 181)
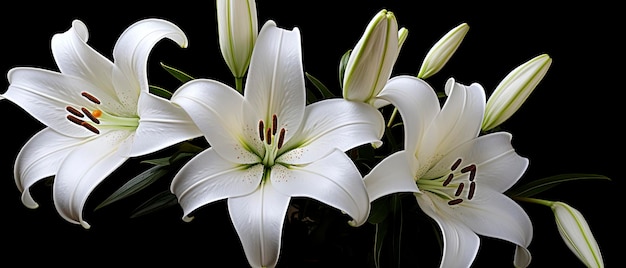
(1, 1, 621, 267)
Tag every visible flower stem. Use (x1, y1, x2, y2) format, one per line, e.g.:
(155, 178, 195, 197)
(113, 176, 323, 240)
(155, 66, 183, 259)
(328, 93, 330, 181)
(513, 196, 554, 207)
(235, 76, 244, 93)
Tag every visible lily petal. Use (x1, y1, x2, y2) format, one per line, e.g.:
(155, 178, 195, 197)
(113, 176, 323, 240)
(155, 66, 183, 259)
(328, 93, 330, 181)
(377, 75, 439, 158)
(131, 91, 202, 157)
(278, 99, 384, 165)
(228, 182, 290, 268)
(171, 79, 260, 164)
(272, 149, 370, 226)
(243, 20, 305, 145)
(112, 18, 188, 108)
(364, 150, 420, 202)
(171, 148, 263, 220)
(51, 20, 115, 95)
(14, 128, 86, 208)
(417, 193, 479, 268)
(53, 130, 133, 228)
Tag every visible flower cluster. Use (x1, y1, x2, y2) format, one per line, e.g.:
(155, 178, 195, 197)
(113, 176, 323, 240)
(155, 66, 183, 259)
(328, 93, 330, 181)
(2, 1, 608, 268)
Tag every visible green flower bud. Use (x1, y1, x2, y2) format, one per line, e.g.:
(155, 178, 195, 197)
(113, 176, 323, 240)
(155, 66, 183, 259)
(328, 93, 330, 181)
(216, 0, 258, 79)
(418, 22, 469, 79)
(552, 202, 604, 268)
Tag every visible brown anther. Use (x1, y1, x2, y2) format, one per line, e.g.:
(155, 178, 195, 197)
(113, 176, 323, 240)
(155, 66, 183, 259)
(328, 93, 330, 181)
(81, 122, 100, 134)
(259, 120, 265, 141)
(468, 182, 476, 200)
(266, 128, 272, 145)
(81, 108, 100, 124)
(81, 92, 101, 104)
(443, 174, 454, 186)
(67, 115, 84, 125)
(454, 182, 465, 196)
(469, 169, 476, 181)
(272, 114, 278, 135)
(451, 158, 462, 170)
(461, 164, 476, 173)
(448, 199, 463, 205)
(66, 106, 84, 117)
(277, 128, 286, 149)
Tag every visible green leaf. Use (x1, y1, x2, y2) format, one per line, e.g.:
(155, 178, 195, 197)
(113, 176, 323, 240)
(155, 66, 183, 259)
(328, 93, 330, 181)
(130, 190, 179, 218)
(338, 49, 351, 89)
(160, 62, 195, 83)
(508, 173, 611, 198)
(95, 165, 170, 210)
(141, 156, 172, 166)
(373, 219, 389, 268)
(149, 85, 173, 99)
(305, 72, 336, 99)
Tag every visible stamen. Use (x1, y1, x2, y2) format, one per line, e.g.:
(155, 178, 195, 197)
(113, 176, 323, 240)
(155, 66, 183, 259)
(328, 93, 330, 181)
(461, 164, 476, 173)
(451, 158, 462, 170)
(468, 182, 476, 200)
(443, 174, 454, 186)
(266, 128, 272, 145)
(81, 92, 101, 104)
(66, 106, 84, 117)
(81, 122, 100, 134)
(81, 108, 100, 124)
(454, 182, 464, 196)
(272, 114, 278, 135)
(277, 128, 285, 149)
(259, 120, 264, 141)
(67, 115, 84, 125)
(448, 199, 463, 205)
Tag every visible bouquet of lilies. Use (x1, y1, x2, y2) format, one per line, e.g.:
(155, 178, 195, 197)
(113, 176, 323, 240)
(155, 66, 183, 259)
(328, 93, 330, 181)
(2, 1, 609, 267)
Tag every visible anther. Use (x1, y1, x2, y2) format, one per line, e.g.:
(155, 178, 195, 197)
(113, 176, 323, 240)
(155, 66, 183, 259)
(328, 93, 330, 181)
(272, 114, 278, 135)
(81, 108, 100, 124)
(451, 158, 462, 170)
(277, 128, 285, 149)
(266, 128, 272, 145)
(81, 92, 101, 104)
(66, 106, 84, 117)
(468, 182, 476, 200)
(454, 183, 464, 197)
(81, 122, 100, 134)
(258, 120, 265, 141)
(461, 164, 476, 173)
(448, 199, 463, 205)
(67, 115, 84, 125)
(443, 174, 454, 186)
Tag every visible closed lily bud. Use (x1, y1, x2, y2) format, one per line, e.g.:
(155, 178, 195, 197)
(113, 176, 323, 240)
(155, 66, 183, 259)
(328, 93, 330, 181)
(417, 22, 469, 79)
(342, 9, 399, 106)
(216, 0, 258, 79)
(552, 201, 604, 268)
(482, 53, 552, 131)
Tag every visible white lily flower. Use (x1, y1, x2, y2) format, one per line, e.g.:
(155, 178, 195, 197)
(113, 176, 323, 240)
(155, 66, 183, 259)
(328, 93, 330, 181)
(217, 0, 258, 80)
(1, 19, 202, 229)
(418, 22, 469, 79)
(170, 20, 384, 268)
(342, 9, 399, 108)
(482, 54, 552, 131)
(552, 201, 604, 268)
(364, 76, 533, 267)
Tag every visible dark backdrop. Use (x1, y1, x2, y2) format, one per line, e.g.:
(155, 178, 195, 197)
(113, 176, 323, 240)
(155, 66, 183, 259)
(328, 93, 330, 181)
(2, 1, 620, 267)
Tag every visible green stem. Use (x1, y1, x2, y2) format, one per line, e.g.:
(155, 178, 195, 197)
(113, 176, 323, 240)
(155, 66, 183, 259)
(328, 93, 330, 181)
(513, 196, 554, 207)
(235, 76, 244, 93)
(387, 107, 399, 128)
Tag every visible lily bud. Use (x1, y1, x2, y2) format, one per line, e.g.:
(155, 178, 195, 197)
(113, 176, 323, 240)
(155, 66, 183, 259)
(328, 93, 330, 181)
(342, 9, 399, 107)
(482, 53, 552, 131)
(417, 22, 469, 79)
(216, 0, 258, 79)
(551, 202, 604, 268)
(398, 27, 408, 49)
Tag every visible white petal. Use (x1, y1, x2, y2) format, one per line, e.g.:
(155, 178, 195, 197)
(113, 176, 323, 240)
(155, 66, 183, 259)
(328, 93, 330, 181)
(271, 149, 370, 226)
(171, 148, 263, 219)
(14, 128, 86, 208)
(4, 68, 119, 137)
(130, 92, 202, 157)
(112, 18, 187, 108)
(418, 78, 485, 161)
(424, 132, 529, 193)
(417, 193, 479, 268)
(377, 76, 439, 156)
(53, 130, 133, 228)
(243, 20, 305, 145)
(171, 79, 260, 164)
(364, 151, 419, 202)
(228, 182, 290, 268)
(51, 20, 116, 95)
(278, 99, 384, 165)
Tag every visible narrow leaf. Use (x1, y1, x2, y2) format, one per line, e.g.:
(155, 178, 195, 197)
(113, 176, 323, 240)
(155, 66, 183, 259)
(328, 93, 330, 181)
(161, 62, 195, 83)
(130, 190, 179, 218)
(338, 49, 351, 89)
(508, 173, 611, 198)
(149, 85, 173, 99)
(305, 72, 336, 99)
(95, 165, 170, 210)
